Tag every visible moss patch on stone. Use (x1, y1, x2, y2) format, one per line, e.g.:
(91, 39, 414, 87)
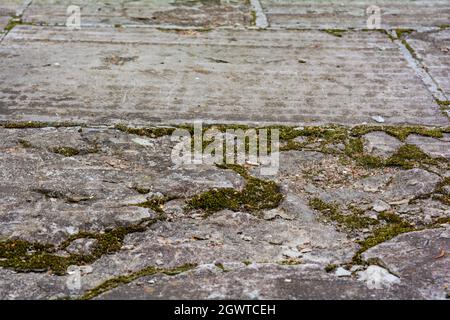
(187, 164, 283, 217)
(352, 220, 415, 265)
(80, 263, 197, 300)
(351, 125, 443, 141)
(433, 177, 450, 206)
(322, 29, 346, 37)
(115, 124, 176, 138)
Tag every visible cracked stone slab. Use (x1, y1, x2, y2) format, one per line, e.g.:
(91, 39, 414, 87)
(95, 263, 423, 299)
(404, 28, 450, 97)
(363, 131, 403, 158)
(260, 0, 450, 29)
(0, 0, 26, 30)
(362, 225, 450, 299)
(22, 0, 252, 28)
(0, 127, 245, 244)
(1, 26, 448, 126)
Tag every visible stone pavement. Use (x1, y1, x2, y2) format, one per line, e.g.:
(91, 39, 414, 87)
(0, 0, 449, 300)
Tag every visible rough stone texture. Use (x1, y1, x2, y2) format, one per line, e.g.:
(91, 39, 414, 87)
(260, 0, 450, 29)
(363, 131, 403, 158)
(406, 134, 450, 160)
(23, 0, 253, 28)
(362, 226, 450, 299)
(405, 29, 450, 97)
(0, 26, 447, 126)
(0, 127, 245, 244)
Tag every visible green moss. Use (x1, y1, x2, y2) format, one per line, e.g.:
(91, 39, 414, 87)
(3, 121, 82, 129)
(402, 39, 418, 59)
(52, 147, 80, 157)
(351, 125, 443, 142)
(0, 214, 165, 275)
(132, 186, 151, 195)
(278, 259, 302, 266)
(395, 28, 415, 39)
(115, 124, 176, 138)
(325, 264, 337, 273)
(3, 17, 32, 32)
(378, 211, 403, 224)
(385, 144, 434, 169)
(309, 198, 378, 230)
(187, 164, 283, 217)
(80, 263, 197, 300)
(18, 139, 33, 148)
(322, 29, 346, 37)
(215, 262, 230, 272)
(134, 195, 175, 214)
(433, 177, 450, 206)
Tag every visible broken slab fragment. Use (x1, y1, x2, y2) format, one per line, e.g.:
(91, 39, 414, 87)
(362, 226, 450, 299)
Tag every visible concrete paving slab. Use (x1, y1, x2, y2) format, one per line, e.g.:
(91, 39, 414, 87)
(260, 0, 450, 29)
(405, 28, 450, 97)
(1, 25, 447, 126)
(22, 0, 253, 28)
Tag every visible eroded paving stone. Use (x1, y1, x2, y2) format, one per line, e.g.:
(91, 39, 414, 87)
(260, 0, 450, 29)
(0, 26, 447, 126)
(362, 226, 450, 299)
(23, 0, 252, 28)
(95, 263, 423, 299)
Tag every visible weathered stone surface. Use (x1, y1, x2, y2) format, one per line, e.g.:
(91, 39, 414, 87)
(1, 26, 447, 126)
(260, 0, 450, 29)
(406, 134, 450, 160)
(23, 0, 252, 28)
(363, 131, 403, 158)
(405, 29, 450, 97)
(362, 226, 450, 299)
(0, 127, 245, 244)
(65, 238, 98, 255)
(96, 263, 423, 299)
